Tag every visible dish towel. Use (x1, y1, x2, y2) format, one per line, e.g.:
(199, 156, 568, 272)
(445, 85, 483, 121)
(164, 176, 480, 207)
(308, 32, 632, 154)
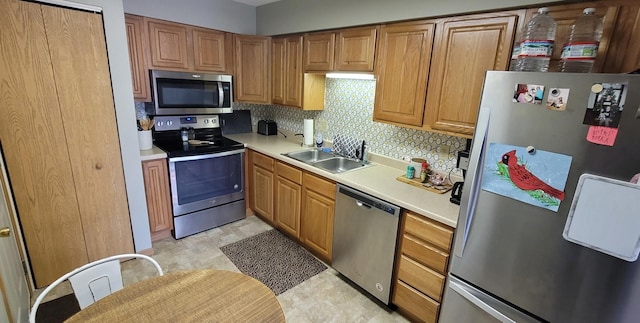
(333, 134, 364, 159)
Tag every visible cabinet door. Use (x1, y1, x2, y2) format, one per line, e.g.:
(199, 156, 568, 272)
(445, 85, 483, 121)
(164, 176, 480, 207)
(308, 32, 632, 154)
(124, 15, 150, 101)
(304, 32, 335, 71)
(234, 35, 271, 103)
(335, 26, 378, 71)
(43, 7, 134, 263)
(523, 3, 618, 73)
(301, 189, 335, 262)
(275, 177, 301, 238)
(373, 21, 435, 127)
(142, 159, 173, 241)
(603, 3, 640, 73)
(284, 36, 303, 107)
(252, 166, 274, 223)
(147, 19, 190, 70)
(193, 28, 231, 73)
(426, 14, 518, 136)
(271, 37, 286, 105)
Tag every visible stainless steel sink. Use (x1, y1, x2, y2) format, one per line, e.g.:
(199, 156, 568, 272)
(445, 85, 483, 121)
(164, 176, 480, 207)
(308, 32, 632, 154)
(283, 149, 371, 173)
(283, 149, 336, 163)
(312, 157, 368, 173)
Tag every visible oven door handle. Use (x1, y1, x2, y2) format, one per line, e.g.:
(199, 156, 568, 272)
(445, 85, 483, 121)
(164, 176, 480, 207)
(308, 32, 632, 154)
(169, 148, 245, 162)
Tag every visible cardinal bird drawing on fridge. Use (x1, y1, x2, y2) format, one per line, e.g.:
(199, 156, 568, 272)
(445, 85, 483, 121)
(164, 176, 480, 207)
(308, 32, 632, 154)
(481, 143, 573, 212)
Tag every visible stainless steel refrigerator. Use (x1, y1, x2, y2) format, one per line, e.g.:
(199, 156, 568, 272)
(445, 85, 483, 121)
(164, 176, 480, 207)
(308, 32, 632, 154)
(440, 71, 640, 323)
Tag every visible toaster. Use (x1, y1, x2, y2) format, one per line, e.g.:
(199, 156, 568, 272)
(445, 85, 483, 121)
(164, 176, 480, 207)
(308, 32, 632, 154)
(257, 120, 277, 136)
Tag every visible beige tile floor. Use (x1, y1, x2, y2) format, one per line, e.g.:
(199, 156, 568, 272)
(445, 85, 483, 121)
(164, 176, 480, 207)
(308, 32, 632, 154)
(35, 215, 408, 322)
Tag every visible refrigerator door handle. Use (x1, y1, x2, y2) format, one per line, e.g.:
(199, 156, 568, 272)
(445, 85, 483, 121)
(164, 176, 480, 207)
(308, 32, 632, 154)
(454, 105, 490, 258)
(449, 280, 516, 323)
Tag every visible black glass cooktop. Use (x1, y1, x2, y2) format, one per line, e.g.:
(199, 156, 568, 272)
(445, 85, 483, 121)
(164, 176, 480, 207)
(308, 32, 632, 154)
(153, 132, 244, 158)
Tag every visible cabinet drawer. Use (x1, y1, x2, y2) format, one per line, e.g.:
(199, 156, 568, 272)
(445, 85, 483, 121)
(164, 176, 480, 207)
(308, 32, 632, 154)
(401, 234, 449, 274)
(276, 161, 302, 184)
(405, 211, 453, 251)
(252, 151, 274, 171)
(393, 280, 440, 323)
(397, 255, 445, 302)
(303, 172, 335, 199)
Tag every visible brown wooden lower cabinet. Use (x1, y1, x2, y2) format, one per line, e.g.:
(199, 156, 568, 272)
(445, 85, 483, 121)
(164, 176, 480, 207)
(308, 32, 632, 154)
(393, 210, 454, 323)
(142, 159, 173, 241)
(247, 149, 336, 263)
(275, 161, 303, 238)
(249, 150, 275, 224)
(300, 172, 335, 263)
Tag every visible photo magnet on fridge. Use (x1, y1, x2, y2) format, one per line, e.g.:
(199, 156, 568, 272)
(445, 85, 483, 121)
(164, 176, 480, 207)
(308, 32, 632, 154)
(513, 83, 544, 104)
(481, 143, 572, 212)
(582, 83, 627, 128)
(546, 88, 570, 111)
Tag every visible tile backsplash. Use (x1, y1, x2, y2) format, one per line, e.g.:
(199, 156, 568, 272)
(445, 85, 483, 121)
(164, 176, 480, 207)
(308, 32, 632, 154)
(235, 79, 467, 172)
(136, 78, 468, 172)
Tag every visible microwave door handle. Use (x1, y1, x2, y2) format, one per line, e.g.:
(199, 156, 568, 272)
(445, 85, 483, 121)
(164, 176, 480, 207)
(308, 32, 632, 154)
(218, 81, 224, 107)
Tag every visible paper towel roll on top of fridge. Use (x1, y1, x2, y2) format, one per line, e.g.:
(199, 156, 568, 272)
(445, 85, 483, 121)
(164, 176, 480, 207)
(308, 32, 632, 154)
(303, 119, 314, 146)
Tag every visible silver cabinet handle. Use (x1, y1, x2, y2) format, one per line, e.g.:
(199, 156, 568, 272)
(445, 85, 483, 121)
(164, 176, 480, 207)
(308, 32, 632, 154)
(449, 280, 515, 323)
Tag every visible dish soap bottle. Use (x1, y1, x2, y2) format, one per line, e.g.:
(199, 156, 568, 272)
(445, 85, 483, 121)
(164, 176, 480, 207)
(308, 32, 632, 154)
(315, 131, 323, 148)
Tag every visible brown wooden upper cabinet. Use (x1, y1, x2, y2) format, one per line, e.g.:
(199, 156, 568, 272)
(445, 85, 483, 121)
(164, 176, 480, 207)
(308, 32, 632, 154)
(145, 17, 233, 73)
(124, 15, 233, 101)
(335, 26, 378, 71)
(373, 21, 436, 127)
(373, 11, 521, 137)
(522, 3, 618, 73)
(272, 35, 326, 110)
(304, 32, 335, 71)
(125, 15, 150, 101)
(234, 34, 271, 104)
(304, 26, 377, 72)
(425, 12, 520, 136)
(272, 36, 303, 106)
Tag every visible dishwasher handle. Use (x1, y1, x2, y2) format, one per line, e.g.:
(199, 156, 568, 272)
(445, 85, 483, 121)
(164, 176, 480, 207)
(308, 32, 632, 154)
(355, 200, 372, 209)
(337, 184, 400, 216)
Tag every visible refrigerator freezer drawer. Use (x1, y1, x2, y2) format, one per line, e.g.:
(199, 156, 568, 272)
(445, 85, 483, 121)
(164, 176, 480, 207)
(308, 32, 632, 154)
(440, 275, 541, 323)
(401, 234, 449, 274)
(393, 280, 440, 323)
(397, 255, 445, 302)
(404, 211, 453, 251)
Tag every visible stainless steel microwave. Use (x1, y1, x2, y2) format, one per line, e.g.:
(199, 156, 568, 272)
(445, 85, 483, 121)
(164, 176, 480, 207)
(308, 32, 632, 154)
(151, 70, 233, 115)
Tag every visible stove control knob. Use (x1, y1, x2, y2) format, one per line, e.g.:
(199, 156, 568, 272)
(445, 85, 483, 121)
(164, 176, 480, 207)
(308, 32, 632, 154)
(156, 121, 164, 127)
(166, 120, 173, 126)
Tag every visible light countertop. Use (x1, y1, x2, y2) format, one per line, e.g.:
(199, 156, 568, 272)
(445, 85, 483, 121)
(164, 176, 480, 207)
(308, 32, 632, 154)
(225, 133, 460, 228)
(140, 146, 167, 161)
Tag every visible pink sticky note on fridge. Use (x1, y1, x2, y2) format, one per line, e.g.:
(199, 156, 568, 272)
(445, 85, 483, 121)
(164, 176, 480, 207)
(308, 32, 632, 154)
(587, 126, 618, 146)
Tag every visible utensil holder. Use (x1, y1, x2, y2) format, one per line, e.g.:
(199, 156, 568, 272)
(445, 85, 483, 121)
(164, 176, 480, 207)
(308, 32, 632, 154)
(138, 130, 153, 150)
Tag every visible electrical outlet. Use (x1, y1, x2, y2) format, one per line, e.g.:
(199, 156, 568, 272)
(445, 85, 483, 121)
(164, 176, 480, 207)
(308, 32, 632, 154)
(402, 156, 411, 162)
(317, 119, 328, 132)
(437, 145, 450, 157)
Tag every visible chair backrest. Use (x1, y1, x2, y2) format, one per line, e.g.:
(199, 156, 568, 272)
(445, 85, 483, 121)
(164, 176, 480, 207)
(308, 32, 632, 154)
(29, 254, 163, 323)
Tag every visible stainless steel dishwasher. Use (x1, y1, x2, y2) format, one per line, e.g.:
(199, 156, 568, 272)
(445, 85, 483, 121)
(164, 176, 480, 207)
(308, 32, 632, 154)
(332, 184, 401, 305)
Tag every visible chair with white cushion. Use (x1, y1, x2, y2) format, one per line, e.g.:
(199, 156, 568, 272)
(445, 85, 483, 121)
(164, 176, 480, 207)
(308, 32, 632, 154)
(29, 253, 163, 323)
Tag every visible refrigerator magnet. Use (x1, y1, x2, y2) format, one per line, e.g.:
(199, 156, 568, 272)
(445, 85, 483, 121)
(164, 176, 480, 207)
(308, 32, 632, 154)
(512, 83, 544, 105)
(582, 83, 627, 128)
(546, 88, 569, 111)
(481, 143, 572, 212)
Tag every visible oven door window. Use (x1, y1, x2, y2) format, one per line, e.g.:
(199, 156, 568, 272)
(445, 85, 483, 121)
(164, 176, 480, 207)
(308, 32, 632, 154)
(156, 78, 221, 109)
(173, 153, 242, 205)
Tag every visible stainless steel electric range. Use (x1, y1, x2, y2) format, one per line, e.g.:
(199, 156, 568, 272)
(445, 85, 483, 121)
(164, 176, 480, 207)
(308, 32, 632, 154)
(152, 115, 245, 239)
